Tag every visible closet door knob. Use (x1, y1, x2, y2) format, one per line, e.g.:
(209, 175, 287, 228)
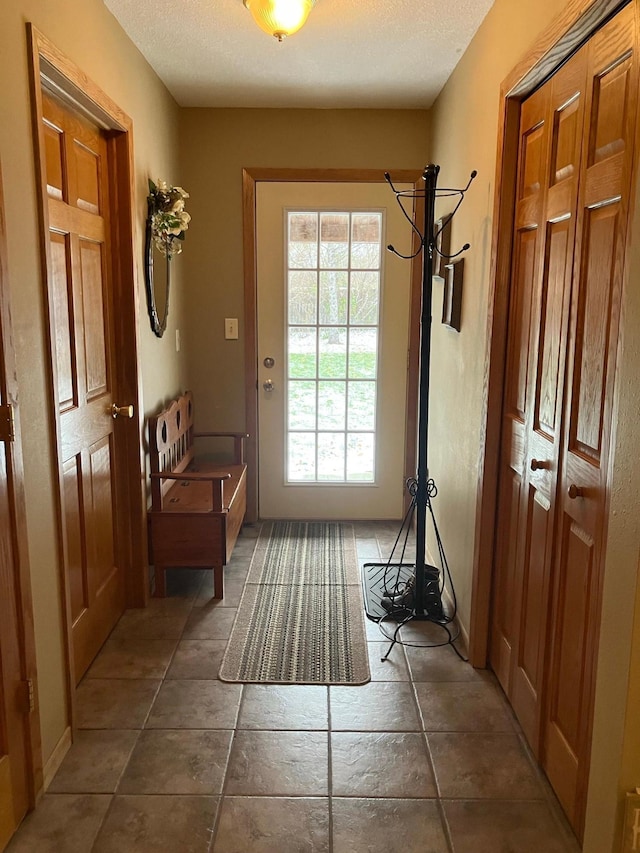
(530, 458, 548, 471)
(567, 484, 584, 499)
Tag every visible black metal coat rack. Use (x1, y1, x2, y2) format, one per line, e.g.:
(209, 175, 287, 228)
(361, 163, 476, 652)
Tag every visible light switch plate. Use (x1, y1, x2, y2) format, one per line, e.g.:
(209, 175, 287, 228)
(225, 318, 239, 340)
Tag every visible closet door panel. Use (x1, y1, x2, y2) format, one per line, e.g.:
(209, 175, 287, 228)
(571, 204, 619, 458)
(491, 436, 525, 690)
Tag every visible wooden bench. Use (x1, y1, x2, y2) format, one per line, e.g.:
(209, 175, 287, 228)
(148, 391, 248, 598)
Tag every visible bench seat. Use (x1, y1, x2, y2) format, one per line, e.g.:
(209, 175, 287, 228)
(148, 392, 247, 598)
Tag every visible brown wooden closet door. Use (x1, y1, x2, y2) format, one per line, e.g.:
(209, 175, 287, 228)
(43, 93, 125, 683)
(543, 4, 639, 834)
(490, 50, 587, 753)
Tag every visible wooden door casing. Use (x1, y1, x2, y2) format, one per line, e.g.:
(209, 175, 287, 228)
(43, 92, 125, 683)
(0, 163, 39, 849)
(0, 380, 30, 851)
(543, 4, 639, 833)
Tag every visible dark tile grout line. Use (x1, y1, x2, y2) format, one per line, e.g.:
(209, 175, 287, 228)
(207, 676, 246, 851)
(327, 684, 334, 853)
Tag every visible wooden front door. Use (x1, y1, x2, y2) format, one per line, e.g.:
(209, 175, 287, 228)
(489, 3, 638, 839)
(0, 166, 35, 850)
(42, 91, 126, 683)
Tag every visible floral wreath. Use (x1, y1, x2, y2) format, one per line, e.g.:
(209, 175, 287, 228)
(148, 179, 191, 259)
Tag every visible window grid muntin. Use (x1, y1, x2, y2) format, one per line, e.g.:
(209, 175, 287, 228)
(286, 209, 382, 484)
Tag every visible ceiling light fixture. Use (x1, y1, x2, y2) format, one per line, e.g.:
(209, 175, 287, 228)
(243, 0, 316, 42)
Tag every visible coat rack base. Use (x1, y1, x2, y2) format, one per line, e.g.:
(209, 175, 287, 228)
(361, 562, 444, 622)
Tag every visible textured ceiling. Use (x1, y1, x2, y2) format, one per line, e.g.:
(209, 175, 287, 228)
(104, 0, 494, 109)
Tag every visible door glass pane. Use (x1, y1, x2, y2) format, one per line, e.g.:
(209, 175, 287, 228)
(289, 327, 316, 378)
(289, 381, 316, 430)
(347, 433, 375, 481)
(289, 433, 316, 480)
(350, 271, 379, 325)
(348, 381, 376, 431)
(318, 433, 345, 480)
(319, 327, 347, 378)
(319, 271, 348, 324)
(348, 328, 378, 379)
(289, 271, 317, 324)
(286, 210, 382, 484)
(351, 214, 381, 269)
(289, 213, 318, 268)
(318, 381, 346, 430)
(320, 213, 349, 269)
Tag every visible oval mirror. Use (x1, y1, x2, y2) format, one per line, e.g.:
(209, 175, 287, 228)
(143, 180, 190, 338)
(144, 206, 171, 338)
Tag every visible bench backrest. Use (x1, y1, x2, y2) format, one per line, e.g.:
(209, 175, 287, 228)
(148, 391, 195, 504)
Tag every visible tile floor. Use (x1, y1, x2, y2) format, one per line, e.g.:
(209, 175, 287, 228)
(8, 522, 580, 852)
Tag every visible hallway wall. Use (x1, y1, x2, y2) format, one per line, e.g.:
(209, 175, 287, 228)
(1, 0, 186, 768)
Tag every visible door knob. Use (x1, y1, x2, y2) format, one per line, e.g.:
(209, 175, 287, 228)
(262, 380, 274, 392)
(567, 484, 584, 500)
(530, 459, 549, 471)
(111, 403, 134, 419)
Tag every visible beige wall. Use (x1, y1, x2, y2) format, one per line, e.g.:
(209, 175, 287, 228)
(429, 0, 640, 851)
(1, 0, 185, 765)
(178, 108, 430, 431)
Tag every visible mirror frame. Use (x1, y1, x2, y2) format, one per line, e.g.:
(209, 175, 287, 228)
(144, 199, 171, 338)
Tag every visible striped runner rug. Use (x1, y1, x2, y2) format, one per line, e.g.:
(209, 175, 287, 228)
(219, 522, 370, 684)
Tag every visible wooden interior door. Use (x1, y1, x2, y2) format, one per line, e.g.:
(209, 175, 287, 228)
(0, 167, 34, 849)
(543, 4, 639, 833)
(42, 91, 125, 683)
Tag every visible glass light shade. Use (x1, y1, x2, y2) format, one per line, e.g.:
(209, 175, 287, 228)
(243, 0, 316, 41)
